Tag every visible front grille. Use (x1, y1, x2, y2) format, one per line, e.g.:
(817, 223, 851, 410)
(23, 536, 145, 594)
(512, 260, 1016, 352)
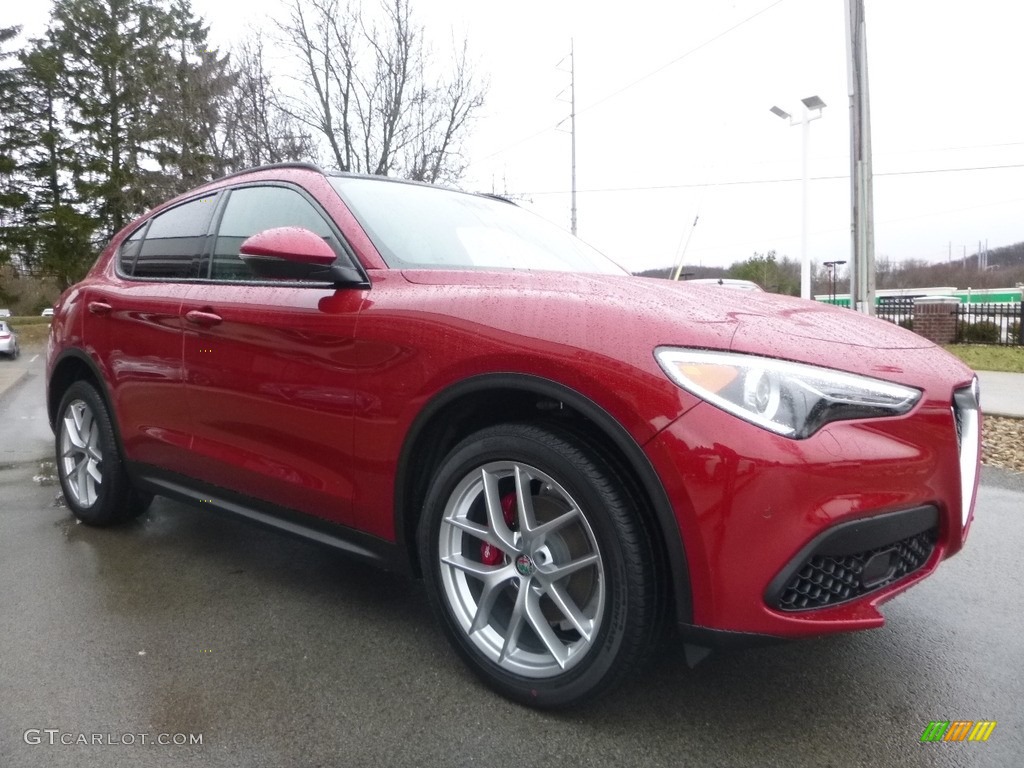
(775, 527, 938, 611)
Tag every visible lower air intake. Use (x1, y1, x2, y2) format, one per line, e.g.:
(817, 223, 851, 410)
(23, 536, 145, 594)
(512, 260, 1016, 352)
(775, 527, 937, 611)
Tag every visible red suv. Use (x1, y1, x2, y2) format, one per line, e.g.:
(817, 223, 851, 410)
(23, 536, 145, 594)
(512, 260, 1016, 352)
(47, 164, 981, 707)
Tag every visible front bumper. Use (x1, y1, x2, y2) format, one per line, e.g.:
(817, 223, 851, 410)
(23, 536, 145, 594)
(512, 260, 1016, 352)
(645, 378, 980, 640)
(764, 504, 938, 612)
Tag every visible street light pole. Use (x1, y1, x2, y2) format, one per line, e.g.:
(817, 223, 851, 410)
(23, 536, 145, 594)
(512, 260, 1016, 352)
(824, 259, 847, 303)
(771, 96, 826, 301)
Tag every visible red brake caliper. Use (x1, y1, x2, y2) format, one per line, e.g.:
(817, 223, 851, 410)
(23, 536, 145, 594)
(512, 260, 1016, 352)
(480, 491, 518, 565)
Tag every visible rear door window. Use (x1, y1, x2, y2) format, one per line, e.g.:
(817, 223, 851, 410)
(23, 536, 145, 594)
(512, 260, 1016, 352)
(129, 194, 218, 279)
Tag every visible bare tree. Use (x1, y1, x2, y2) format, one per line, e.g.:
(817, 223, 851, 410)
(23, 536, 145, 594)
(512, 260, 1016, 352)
(278, 0, 485, 181)
(220, 36, 317, 170)
(404, 39, 484, 184)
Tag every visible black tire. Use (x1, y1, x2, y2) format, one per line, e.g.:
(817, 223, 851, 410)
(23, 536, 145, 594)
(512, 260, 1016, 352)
(55, 380, 152, 526)
(418, 423, 659, 708)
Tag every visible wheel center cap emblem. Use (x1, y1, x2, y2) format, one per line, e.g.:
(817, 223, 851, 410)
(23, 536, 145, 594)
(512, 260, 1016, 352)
(515, 554, 536, 577)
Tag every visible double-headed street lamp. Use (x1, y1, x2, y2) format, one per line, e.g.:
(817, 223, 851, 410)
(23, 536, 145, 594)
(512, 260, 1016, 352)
(770, 96, 826, 301)
(824, 259, 847, 303)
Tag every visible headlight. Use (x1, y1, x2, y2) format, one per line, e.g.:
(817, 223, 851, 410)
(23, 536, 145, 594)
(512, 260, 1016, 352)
(655, 348, 921, 439)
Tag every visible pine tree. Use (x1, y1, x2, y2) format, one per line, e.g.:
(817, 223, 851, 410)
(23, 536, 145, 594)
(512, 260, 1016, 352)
(153, 0, 237, 194)
(13, 39, 96, 288)
(50, 0, 178, 238)
(0, 25, 26, 268)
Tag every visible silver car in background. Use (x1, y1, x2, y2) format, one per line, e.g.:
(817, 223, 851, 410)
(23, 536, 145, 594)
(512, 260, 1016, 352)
(0, 321, 19, 359)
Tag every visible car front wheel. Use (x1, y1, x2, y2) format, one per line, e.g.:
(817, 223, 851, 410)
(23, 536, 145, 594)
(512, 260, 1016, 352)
(56, 381, 152, 526)
(419, 423, 659, 708)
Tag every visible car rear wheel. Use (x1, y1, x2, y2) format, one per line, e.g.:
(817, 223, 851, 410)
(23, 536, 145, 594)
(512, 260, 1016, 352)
(56, 381, 152, 526)
(419, 423, 658, 708)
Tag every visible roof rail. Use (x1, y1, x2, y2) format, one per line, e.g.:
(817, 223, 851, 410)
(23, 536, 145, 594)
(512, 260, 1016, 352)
(212, 161, 325, 185)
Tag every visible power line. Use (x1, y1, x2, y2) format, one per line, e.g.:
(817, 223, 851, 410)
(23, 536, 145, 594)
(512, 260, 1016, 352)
(577, 0, 786, 117)
(877, 139, 1024, 157)
(469, 0, 787, 166)
(513, 161, 1024, 196)
(877, 162, 1024, 177)
(676, 196, 1024, 258)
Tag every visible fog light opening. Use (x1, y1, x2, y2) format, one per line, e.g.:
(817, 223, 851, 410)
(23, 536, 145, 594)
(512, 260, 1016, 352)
(861, 548, 899, 589)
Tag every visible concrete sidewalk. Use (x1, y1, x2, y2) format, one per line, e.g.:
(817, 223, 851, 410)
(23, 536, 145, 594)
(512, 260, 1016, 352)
(977, 370, 1024, 418)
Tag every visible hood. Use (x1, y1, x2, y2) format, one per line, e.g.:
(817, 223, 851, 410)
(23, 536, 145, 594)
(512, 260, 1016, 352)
(402, 269, 934, 359)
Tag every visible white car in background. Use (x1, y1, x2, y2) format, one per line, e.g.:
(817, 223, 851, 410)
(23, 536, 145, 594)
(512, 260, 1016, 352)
(41, 308, 55, 317)
(687, 278, 765, 291)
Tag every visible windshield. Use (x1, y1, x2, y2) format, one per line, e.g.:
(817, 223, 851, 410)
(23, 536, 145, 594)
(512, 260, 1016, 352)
(329, 176, 627, 275)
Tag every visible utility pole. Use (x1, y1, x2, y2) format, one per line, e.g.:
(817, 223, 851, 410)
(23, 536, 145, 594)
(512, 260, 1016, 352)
(570, 41, 577, 236)
(558, 41, 578, 236)
(845, 0, 876, 315)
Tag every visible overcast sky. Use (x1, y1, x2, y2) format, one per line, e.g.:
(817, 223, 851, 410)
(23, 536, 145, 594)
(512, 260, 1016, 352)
(10, 0, 1024, 275)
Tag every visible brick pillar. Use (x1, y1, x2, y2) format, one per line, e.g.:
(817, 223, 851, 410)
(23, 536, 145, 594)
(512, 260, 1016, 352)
(912, 297, 959, 345)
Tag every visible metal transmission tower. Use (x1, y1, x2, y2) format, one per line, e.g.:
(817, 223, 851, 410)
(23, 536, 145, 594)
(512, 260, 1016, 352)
(846, 0, 876, 315)
(557, 41, 577, 235)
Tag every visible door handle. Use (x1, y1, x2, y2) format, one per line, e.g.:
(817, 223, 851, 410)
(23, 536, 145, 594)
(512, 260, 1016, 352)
(88, 301, 112, 316)
(185, 309, 223, 327)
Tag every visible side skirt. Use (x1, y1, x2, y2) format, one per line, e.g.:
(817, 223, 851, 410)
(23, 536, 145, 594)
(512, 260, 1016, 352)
(128, 463, 408, 574)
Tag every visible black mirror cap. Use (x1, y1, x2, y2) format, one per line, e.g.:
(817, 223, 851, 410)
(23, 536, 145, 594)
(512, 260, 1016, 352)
(239, 255, 370, 288)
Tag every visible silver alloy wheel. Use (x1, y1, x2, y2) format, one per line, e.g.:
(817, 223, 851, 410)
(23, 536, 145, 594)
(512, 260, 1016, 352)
(438, 461, 605, 678)
(59, 399, 103, 508)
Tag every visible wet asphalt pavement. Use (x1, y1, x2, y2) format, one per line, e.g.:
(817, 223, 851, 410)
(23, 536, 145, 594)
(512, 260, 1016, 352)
(1, 352, 1022, 768)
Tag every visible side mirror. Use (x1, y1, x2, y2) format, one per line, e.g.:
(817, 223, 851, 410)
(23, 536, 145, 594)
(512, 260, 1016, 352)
(240, 226, 336, 266)
(239, 227, 367, 286)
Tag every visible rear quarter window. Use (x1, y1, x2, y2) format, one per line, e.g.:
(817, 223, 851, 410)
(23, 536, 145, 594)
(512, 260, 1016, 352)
(122, 194, 218, 279)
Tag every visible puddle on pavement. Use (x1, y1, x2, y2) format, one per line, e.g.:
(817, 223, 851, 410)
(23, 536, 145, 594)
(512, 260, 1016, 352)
(33, 460, 57, 487)
(55, 514, 84, 539)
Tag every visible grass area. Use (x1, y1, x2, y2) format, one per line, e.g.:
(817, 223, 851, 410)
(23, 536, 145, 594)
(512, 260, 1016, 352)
(944, 344, 1024, 373)
(7, 315, 54, 326)
(6, 317, 51, 347)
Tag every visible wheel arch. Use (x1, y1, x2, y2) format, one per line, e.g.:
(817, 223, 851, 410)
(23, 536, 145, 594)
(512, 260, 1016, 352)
(48, 349, 112, 433)
(394, 373, 693, 625)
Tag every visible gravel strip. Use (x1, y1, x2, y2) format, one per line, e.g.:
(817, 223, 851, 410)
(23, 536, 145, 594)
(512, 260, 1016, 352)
(983, 415, 1024, 474)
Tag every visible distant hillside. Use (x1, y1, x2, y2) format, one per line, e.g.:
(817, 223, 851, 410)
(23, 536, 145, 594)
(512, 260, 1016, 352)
(876, 249, 1024, 291)
(983, 241, 1024, 270)
(638, 240, 1024, 294)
